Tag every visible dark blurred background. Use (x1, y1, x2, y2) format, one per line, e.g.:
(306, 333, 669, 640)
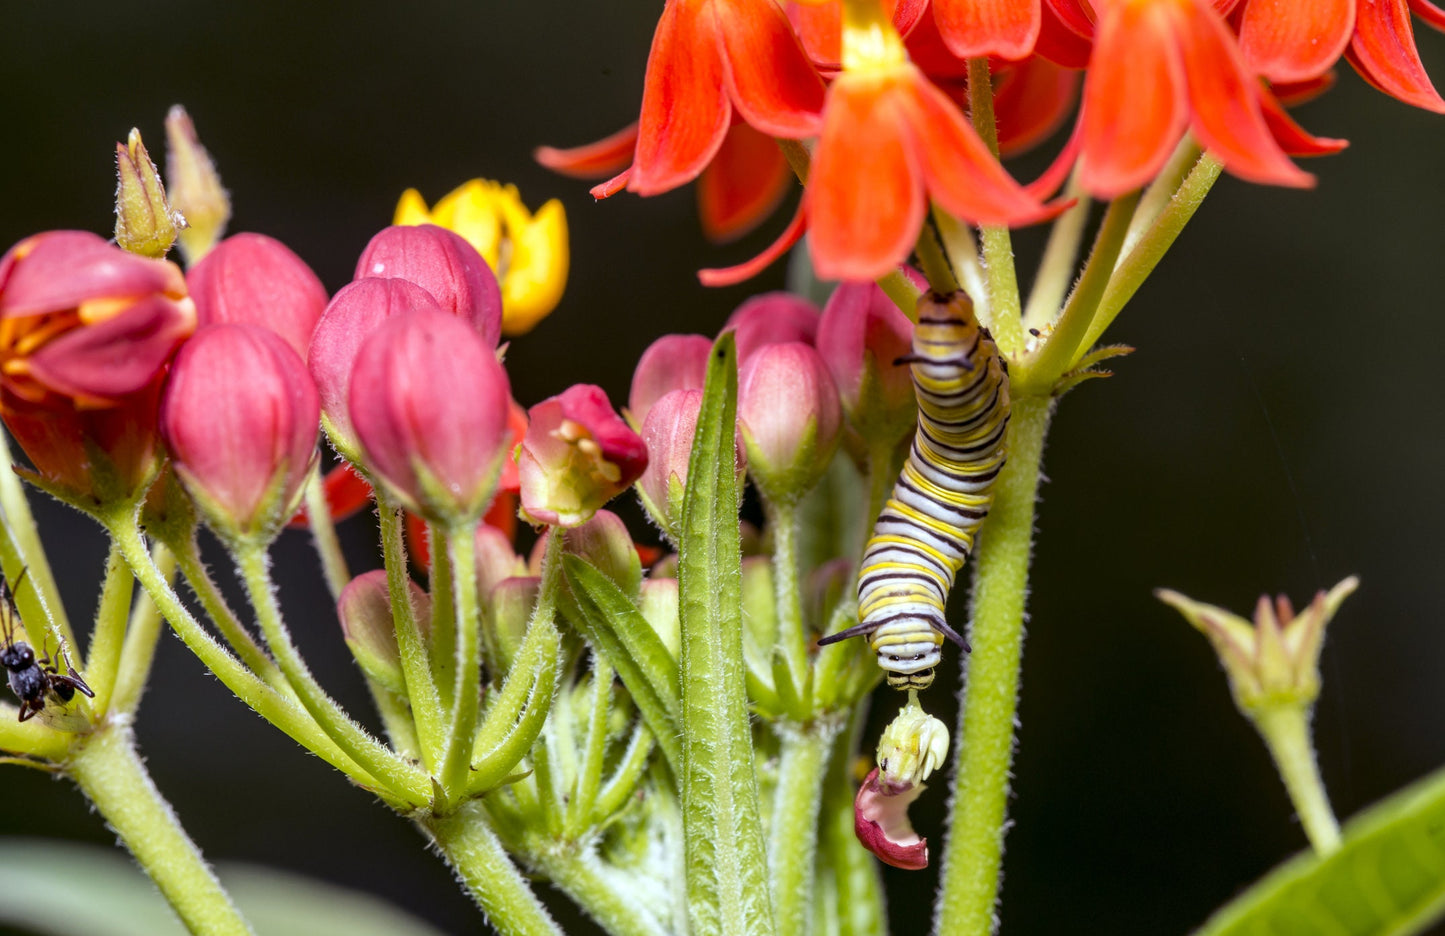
(2, 2, 1445, 934)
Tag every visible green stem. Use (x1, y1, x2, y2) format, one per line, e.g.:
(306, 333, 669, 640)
(1022, 172, 1090, 332)
(68, 724, 252, 935)
(1122, 138, 1203, 258)
(566, 657, 615, 838)
(1253, 705, 1342, 855)
(768, 501, 810, 709)
(936, 394, 1052, 934)
(532, 850, 670, 936)
(111, 544, 172, 716)
(967, 57, 1025, 356)
(819, 704, 885, 936)
(934, 211, 987, 307)
(85, 541, 134, 713)
(1081, 153, 1222, 354)
(378, 501, 445, 769)
(429, 520, 457, 708)
(423, 802, 564, 936)
(303, 468, 351, 600)
(768, 720, 838, 936)
(439, 520, 483, 800)
(167, 532, 283, 687)
(915, 213, 960, 296)
(593, 725, 655, 824)
(0, 428, 74, 649)
(234, 541, 429, 806)
(107, 512, 367, 783)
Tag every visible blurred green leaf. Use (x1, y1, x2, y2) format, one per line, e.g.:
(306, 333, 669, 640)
(0, 839, 446, 936)
(676, 333, 775, 936)
(1197, 764, 1445, 936)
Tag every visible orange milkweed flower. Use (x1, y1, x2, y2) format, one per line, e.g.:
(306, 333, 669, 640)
(929, 0, 1041, 59)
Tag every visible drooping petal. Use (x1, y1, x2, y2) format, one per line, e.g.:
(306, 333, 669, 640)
(1176, 1, 1315, 187)
(1272, 72, 1338, 105)
(1035, 0, 1094, 66)
(995, 56, 1081, 156)
(714, 0, 826, 137)
(697, 123, 794, 243)
(932, 0, 1042, 59)
(1238, 0, 1355, 82)
(697, 199, 809, 287)
(1258, 90, 1350, 155)
(1349, 0, 1445, 112)
(903, 67, 1052, 226)
(535, 124, 640, 179)
(1411, 0, 1445, 31)
(591, 168, 633, 200)
(809, 73, 926, 281)
(1079, 1, 1189, 197)
(630, 0, 733, 196)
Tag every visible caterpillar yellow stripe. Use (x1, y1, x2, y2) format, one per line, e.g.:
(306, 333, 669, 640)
(819, 290, 1010, 690)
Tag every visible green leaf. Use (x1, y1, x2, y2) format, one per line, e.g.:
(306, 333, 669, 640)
(563, 554, 682, 775)
(1197, 764, 1445, 936)
(0, 839, 446, 936)
(676, 333, 776, 936)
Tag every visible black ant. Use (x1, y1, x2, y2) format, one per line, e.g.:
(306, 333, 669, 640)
(0, 568, 93, 723)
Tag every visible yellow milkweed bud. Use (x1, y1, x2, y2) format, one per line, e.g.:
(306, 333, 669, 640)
(114, 128, 184, 259)
(164, 106, 230, 264)
(394, 180, 568, 336)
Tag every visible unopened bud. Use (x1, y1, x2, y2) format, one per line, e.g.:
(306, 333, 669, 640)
(628, 334, 712, 427)
(165, 106, 231, 264)
(817, 281, 917, 451)
(877, 695, 949, 785)
(737, 342, 842, 507)
(559, 510, 643, 598)
(487, 576, 539, 674)
(338, 570, 432, 694)
(115, 129, 183, 259)
(722, 292, 821, 363)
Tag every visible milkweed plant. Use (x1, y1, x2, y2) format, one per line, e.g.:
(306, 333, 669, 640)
(1, 2, 1443, 934)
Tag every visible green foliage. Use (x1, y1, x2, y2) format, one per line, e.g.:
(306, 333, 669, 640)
(1198, 764, 1445, 936)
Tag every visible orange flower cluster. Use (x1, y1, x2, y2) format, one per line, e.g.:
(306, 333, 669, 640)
(541, 0, 1442, 282)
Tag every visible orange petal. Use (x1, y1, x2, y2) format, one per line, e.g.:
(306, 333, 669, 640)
(1023, 115, 1082, 199)
(591, 168, 633, 200)
(714, 0, 825, 137)
(698, 123, 794, 243)
(933, 0, 1042, 60)
(1044, 0, 1095, 40)
(808, 73, 926, 281)
(996, 57, 1081, 156)
(1349, 0, 1445, 112)
(535, 124, 640, 179)
(1410, 0, 1445, 31)
(1176, 1, 1314, 187)
(698, 197, 809, 287)
(1272, 71, 1337, 105)
(1258, 89, 1349, 155)
(630, 0, 733, 196)
(1036, 0, 1094, 66)
(1238, 0, 1354, 83)
(787, 0, 842, 69)
(902, 67, 1052, 225)
(1079, 2, 1188, 197)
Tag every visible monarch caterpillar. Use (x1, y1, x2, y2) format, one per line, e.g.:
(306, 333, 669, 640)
(818, 290, 1009, 690)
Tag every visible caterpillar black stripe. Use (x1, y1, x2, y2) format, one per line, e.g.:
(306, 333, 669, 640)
(818, 291, 1009, 690)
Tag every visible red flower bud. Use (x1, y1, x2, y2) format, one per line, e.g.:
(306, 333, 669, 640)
(636, 388, 745, 539)
(721, 291, 820, 363)
(161, 324, 320, 539)
(187, 233, 329, 361)
(0, 230, 194, 408)
(628, 333, 713, 427)
(355, 225, 502, 349)
(816, 281, 917, 449)
(737, 342, 842, 506)
(517, 384, 648, 528)
(476, 524, 526, 599)
(348, 310, 512, 522)
(854, 767, 929, 871)
(308, 277, 444, 455)
(337, 569, 432, 694)
(531, 509, 643, 597)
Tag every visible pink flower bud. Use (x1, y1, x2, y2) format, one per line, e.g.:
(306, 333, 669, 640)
(308, 277, 444, 455)
(636, 388, 745, 540)
(737, 342, 841, 506)
(721, 291, 820, 363)
(517, 384, 647, 528)
(531, 509, 643, 596)
(355, 225, 502, 349)
(854, 767, 929, 871)
(487, 576, 539, 673)
(628, 333, 712, 427)
(476, 524, 525, 599)
(338, 569, 432, 695)
(349, 310, 511, 522)
(0, 230, 194, 408)
(187, 233, 328, 361)
(817, 282, 916, 449)
(161, 324, 320, 539)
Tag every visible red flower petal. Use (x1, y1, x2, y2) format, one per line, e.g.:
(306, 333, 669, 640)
(996, 56, 1081, 156)
(1272, 72, 1338, 105)
(1410, 0, 1445, 31)
(932, 0, 1042, 60)
(854, 768, 929, 871)
(1349, 0, 1445, 112)
(904, 68, 1053, 225)
(808, 73, 926, 281)
(535, 124, 640, 179)
(1258, 90, 1350, 155)
(1080, 2, 1189, 197)
(629, 0, 733, 196)
(1036, 0, 1094, 66)
(714, 0, 825, 137)
(698, 198, 809, 287)
(590, 168, 633, 200)
(1238, 0, 1355, 82)
(27, 295, 193, 404)
(698, 123, 794, 244)
(1045, 0, 1095, 39)
(1176, 0, 1314, 187)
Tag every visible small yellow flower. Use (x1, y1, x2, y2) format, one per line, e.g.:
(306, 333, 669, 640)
(394, 180, 568, 337)
(876, 692, 950, 786)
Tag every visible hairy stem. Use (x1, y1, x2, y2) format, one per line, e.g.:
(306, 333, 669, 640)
(379, 501, 445, 769)
(768, 720, 839, 936)
(303, 468, 351, 600)
(167, 532, 282, 687)
(768, 501, 810, 709)
(111, 543, 172, 716)
(85, 541, 134, 713)
(936, 394, 1052, 934)
(439, 519, 482, 801)
(423, 802, 563, 936)
(967, 57, 1024, 356)
(0, 428, 73, 648)
(533, 850, 671, 936)
(1254, 705, 1342, 855)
